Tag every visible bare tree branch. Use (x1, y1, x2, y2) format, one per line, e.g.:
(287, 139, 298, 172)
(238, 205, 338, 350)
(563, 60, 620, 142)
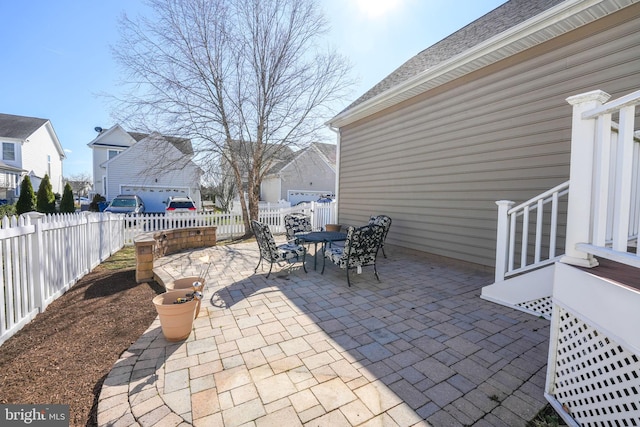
(108, 0, 354, 234)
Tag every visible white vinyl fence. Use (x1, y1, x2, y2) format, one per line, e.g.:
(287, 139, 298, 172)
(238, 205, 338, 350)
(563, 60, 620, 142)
(123, 201, 338, 244)
(0, 212, 124, 346)
(1, 202, 336, 346)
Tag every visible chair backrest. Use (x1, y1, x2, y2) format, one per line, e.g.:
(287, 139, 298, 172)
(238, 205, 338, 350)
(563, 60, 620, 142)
(342, 224, 385, 268)
(369, 215, 392, 242)
(251, 220, 279, 261)
(284, 213, 312, 240)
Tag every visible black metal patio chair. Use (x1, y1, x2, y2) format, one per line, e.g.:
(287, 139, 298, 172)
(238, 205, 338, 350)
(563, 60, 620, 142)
(251, 220, 307, 278)
(369, 215, 392, 258)
(321, 224, 385, 286)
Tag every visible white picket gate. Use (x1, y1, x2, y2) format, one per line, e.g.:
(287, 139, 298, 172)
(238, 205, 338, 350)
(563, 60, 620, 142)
(0, 212, 123, 346)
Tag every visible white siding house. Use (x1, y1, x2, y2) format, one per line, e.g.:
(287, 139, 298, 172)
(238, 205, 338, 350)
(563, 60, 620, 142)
(88, 125, 202, 213)
(261, 142, 336, 204)
(0, 113, 66, 202)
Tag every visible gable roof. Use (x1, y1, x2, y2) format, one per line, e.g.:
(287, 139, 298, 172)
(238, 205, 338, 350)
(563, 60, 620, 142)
(128, 132, 194, 156)
(88, 125, 194, 156)
(329, 0, 633, 127)
(0, 113, 49, 140)
(267, 142, 336, 175)
(312, 142, 337, 166)
(0, 112, 65, 158)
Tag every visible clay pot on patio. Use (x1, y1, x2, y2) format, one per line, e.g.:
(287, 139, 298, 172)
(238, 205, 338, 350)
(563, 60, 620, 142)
(153, 290, 198, 342)
(325, 224, 342, 232)
(165, 277, 206, 317)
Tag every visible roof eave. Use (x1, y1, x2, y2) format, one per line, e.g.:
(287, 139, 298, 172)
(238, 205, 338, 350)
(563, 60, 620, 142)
(327, 0, 635, 128)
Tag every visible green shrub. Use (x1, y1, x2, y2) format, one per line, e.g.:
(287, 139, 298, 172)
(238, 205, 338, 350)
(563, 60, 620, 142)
(36, 174, 56, 214)
(0, 203, 16, 218)
(16, 176, 36, 215)
(59, 183, 75, 213)
(89, 194, 106, 212)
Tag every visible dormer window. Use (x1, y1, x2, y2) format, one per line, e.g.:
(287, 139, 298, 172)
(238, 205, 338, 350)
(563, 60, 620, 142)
(108, 149, 121, 160)
(2, 142, 15, 161)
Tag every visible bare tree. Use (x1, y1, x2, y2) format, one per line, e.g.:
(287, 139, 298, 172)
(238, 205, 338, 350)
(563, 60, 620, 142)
(64, 172, 92, 197)
(111, 0, 353, 235)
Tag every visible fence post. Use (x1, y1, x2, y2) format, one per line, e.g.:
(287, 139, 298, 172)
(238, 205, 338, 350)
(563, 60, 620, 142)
(25, 212, 46, 312)
(560, 90, 610, 268)
(494, 200, 514, 283)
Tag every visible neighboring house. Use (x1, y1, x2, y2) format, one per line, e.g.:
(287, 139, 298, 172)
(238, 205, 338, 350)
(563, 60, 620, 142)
(222, 140, 294, 203)
(0, 113, 66, 202)
(261, 142, 336, 204)
(327, 0, 640, 268)
(87, 125, 202, 213)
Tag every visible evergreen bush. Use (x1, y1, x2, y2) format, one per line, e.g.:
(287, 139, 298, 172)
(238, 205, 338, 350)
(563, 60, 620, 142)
(60, 183, 75, 213)
(16, 176, 36, 215)
(36, 174, 56, 214)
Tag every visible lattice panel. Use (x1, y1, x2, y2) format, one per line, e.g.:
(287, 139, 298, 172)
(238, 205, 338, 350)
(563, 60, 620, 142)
(516, 296, 553, 319)
(550, 307, 640, 426)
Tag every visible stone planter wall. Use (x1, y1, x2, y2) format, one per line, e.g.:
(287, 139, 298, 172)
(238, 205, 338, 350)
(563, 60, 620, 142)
(134, 227, 217, 283)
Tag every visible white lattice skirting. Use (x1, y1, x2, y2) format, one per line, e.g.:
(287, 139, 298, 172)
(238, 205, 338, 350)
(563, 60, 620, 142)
(516, 296, 553, 319)
(547, 306, 640, 426)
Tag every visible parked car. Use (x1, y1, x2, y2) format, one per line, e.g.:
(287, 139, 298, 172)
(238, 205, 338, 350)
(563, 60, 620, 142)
(104, 195, 145, 215)
(164, 196, 197, 215)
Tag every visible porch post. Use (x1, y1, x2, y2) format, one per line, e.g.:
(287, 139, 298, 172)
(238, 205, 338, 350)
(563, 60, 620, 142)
(560, 90, 611, 268)
(494, 200, 514, 283)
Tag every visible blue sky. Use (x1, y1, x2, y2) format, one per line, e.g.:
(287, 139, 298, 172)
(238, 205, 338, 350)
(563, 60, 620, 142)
(0, 0, 506, 178)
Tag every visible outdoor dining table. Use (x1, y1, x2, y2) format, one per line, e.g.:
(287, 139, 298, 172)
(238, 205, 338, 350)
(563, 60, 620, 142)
(296, 231, 348, 270)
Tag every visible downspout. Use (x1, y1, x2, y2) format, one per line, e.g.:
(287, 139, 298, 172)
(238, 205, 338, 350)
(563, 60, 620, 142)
(327, 124, 340, 224)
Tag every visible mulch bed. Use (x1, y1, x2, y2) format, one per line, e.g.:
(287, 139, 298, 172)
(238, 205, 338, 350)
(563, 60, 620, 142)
(0, 252, 164, 427)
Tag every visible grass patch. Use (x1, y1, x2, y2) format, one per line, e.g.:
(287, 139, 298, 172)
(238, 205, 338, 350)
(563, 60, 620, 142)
(528, 404, 567, 427)
(99, 246, 137, 270)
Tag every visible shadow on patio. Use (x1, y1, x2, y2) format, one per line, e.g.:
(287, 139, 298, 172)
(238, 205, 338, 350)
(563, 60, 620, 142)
(98, 238, 550, 426)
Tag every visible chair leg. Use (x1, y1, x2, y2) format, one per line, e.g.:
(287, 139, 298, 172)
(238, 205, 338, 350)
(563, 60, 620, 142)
(255, 256, 262, 273)
(301, 251, 307, 273)
(346, 268, 351, 287)
(373, 263, 380, 282)
(381, 246, 387, 258)
(266, 262, 273, 279)
(321, 252, 326, 274)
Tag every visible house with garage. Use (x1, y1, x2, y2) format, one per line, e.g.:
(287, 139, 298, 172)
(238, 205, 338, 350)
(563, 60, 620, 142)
(328, 0, 640, 424)
(87, 125, 202, 213)
(0, 113, 66, 203)
(260, 142, 336, 204)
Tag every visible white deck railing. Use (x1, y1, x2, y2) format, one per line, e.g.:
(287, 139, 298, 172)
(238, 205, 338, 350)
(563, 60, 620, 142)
(563, 89, 640, 268)
(494, 181, 569, 282)
(0, 212, 123, 346)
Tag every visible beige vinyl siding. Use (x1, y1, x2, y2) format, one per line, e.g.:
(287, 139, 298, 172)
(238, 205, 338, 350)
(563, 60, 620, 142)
(337, 10, 640, 267)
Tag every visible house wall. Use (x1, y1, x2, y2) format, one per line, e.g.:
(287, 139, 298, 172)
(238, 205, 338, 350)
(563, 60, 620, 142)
(337, 7, 640, 267)
(261, 177, 281, 202)
(279, 149, 335, 201)
(21, 124, 64, 194)
(90, 127, 135, 195)
(105, 136, 202, 212)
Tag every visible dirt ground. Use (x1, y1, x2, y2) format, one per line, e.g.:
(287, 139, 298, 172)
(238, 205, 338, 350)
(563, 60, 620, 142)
(0, 247, 164, 427)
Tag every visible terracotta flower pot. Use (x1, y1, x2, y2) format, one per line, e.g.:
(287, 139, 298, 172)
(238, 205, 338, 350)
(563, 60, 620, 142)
(325, 224, 341, 232)
(165, 277, 206, 317)
(153, 290, 198, 342)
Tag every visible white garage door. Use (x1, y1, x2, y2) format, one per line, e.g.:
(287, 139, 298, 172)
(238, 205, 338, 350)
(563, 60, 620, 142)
(288, 190, 330, 205)
(121, 185, 190, 214)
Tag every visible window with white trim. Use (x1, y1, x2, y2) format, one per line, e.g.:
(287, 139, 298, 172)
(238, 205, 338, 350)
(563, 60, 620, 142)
(2, 142, 15, 161)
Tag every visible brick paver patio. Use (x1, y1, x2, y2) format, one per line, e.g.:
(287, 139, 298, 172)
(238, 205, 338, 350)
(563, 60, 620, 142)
(97, 239, 550, 426)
